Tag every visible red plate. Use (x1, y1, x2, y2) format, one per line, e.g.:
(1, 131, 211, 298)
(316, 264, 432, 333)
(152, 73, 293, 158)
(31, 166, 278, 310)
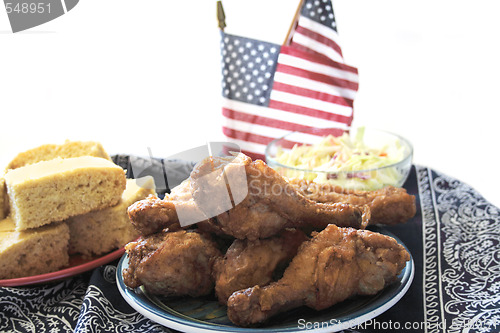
(0, 247, 125, 287)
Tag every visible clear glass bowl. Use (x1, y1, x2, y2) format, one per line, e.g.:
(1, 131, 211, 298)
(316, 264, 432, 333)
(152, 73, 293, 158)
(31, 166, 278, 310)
(265, 127, 413, 191)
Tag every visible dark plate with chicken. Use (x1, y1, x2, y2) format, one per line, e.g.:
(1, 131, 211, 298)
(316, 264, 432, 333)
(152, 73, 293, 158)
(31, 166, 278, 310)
(117, 153, 415, 332)
(116, 225, 413, 332)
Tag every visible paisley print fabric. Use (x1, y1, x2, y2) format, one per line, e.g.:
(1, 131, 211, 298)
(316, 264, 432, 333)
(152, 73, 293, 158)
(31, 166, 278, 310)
(417, 166, 500, 333)
(0, 267, 169, 333)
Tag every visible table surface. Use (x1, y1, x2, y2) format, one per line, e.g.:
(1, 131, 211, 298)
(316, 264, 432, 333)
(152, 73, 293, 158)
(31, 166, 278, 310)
(1, 157, 499, 333)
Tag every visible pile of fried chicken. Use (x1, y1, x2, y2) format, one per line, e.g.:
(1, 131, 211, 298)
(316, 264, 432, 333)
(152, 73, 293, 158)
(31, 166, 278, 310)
(122, 153, 415, 327)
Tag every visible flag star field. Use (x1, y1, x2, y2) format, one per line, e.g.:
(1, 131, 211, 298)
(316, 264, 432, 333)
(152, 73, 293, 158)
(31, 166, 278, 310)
(221, 34, 280, 106)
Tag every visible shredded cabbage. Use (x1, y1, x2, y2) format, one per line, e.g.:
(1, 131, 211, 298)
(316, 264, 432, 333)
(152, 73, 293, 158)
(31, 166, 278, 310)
(274, 127, 407, 190)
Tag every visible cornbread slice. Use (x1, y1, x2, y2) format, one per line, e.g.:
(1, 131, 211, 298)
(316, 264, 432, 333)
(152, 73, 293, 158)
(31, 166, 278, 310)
(0, 218, 70, 279)
(67, 177, 155, 257)
(5, 140, 111, 171)
(5, 156, 126, 231)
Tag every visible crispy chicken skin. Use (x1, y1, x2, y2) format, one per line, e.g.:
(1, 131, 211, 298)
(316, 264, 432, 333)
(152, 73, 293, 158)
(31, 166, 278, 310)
(209, 155, 369, 239)
(127, 179, 217, 236)
(226, 224, 410, 326)
(128, 153, 369, 239)
(289, 179, 416, 225)
(123, 229, 222, 297)
(126, 195, 179, 236)
(213, 228, 308, 304)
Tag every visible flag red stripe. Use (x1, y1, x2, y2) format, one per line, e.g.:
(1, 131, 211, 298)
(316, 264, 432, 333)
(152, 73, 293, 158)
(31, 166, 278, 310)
(223, 108, 348, 137)
(288, 43, 329, 66)
(271, 82, 353, 107)
(222, 127, 304, 149)
(295, 25, 343, 57)
(280, 45, 358, 74)
(268, 100, 353, 124)
(276, 63, 358, 91)
(222, 126, 275, 146)
(223, 108, 321, 132)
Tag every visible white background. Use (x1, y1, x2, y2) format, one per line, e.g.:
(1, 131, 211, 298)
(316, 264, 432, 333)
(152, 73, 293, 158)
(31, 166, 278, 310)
(1, 0, 499, 206)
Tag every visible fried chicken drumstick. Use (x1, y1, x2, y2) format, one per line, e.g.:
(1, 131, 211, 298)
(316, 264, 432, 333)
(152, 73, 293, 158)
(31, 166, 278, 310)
(123, 229, 221, 297)
(289, 179, 416, 225)
(227, 224, 410, 326)
(128, 153, 370, 240)
(213, 228, 308, 304)
(126, 179, 219, 236)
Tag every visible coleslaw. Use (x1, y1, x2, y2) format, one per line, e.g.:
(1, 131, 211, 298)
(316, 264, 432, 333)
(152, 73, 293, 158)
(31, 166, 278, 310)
(274, 127, 408, 190)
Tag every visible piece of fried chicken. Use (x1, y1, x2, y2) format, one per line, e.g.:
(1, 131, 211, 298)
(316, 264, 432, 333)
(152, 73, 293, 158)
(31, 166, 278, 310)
(213, 228, 308, 304)
(289, 179, 416, 225)
(227, 224, 410, 326)
(122, 229, 221, 297)
(125, 176, 205, 235)
(128, 153, 369, 240)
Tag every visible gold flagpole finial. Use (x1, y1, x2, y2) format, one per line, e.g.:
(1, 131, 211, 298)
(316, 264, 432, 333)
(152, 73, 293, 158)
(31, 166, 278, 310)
(217, 1, 226, 31)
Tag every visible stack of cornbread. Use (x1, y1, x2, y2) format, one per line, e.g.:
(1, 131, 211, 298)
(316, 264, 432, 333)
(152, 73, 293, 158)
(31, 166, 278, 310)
(0, 141, 155, 280)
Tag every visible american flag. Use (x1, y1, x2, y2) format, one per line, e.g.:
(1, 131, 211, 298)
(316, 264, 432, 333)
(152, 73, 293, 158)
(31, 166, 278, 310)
(220, 0, 359, 160)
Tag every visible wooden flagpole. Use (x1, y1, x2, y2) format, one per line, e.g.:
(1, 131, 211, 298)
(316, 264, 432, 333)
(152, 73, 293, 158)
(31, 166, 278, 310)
(283, 0, 305, 45)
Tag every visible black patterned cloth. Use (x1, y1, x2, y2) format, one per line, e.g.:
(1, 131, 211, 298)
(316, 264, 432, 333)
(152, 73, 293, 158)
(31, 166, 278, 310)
(1, 157, 499, 333)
